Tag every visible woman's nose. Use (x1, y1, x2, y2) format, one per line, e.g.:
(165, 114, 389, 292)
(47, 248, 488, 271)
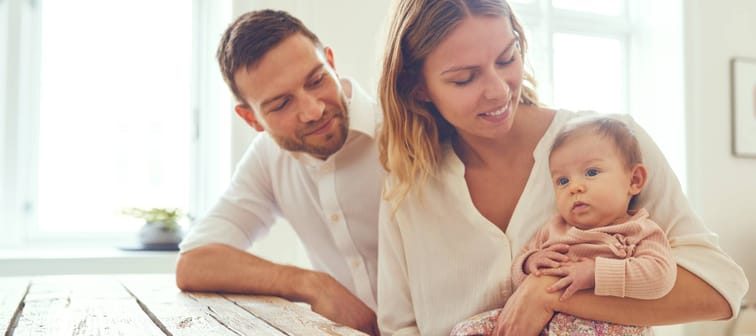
(482, 70, 510, 101)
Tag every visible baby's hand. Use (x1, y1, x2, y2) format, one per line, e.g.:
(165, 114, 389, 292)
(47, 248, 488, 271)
(540, 257, 595, 300)
(524, 244, 570, 275)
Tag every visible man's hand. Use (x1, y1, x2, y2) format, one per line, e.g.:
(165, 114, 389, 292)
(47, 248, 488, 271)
(492, 274, 560, 336)
(307, 273, 379, 336)
(539, 258, 595, 300)
(524, 243, 570, 275)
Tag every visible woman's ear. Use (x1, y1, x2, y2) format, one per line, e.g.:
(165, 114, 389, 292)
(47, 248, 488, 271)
(629, 163, 648, 195)
(235, 104, 265, 132)
(414, 86, 431, 103)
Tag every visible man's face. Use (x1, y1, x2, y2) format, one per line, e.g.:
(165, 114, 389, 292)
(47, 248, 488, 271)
(233, 33, 349, 160)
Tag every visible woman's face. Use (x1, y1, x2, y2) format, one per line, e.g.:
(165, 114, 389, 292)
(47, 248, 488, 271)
(420, 15, 523, 142)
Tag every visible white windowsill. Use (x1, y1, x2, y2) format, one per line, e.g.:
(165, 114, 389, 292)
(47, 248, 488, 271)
(0, 247, 179, 276)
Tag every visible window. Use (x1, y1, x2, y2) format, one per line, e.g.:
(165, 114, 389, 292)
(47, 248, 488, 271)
(1, 0, 233, 247)
(511, 0, 686, 187)
(35, 0, 193, 234)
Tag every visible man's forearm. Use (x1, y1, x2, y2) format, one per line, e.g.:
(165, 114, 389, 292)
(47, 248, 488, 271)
(553, 266, 732, 325)
(175, 243, 325, 303)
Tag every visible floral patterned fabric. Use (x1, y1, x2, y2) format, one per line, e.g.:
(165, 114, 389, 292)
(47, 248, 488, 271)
(450, 309, 652, 336)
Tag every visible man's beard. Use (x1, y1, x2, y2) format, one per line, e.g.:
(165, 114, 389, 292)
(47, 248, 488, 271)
(273, 95, 350, 159)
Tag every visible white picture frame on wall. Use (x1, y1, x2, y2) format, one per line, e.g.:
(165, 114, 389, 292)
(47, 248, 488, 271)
(731, 57, 756, 158)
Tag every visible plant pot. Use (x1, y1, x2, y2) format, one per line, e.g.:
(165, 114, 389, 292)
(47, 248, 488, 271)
(138, 221, 183, 249)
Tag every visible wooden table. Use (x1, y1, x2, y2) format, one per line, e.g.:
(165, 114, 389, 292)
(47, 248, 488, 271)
(0, 274, 366, 335)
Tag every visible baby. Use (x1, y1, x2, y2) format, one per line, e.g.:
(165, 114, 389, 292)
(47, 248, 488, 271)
(451, 117, 676, 336)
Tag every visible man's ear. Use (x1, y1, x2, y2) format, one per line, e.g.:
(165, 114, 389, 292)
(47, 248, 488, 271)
(324, 46, 335, 70)
(235, 104, 265, 132)
(629, 163, 647, 195)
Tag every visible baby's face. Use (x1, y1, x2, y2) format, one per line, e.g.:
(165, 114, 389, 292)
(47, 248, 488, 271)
(549, 132, 639, 229)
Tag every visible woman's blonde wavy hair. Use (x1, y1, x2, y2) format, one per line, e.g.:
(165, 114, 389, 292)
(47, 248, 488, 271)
(379, 0, 539, 207)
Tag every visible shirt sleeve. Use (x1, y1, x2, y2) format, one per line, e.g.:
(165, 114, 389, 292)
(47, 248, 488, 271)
(377, 194, 421, 336)
(594, 219, 677, 299)
(620, 115, 749, 317)
(179, 135, 278, 253)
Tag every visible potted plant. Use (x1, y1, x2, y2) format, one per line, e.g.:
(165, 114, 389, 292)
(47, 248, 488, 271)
(122, 207, 186, 249)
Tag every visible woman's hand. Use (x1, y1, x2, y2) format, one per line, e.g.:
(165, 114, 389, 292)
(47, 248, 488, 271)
(492, 274, 561, 336)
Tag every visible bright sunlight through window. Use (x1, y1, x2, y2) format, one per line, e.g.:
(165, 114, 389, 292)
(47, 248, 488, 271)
(36, 0, 192, 233)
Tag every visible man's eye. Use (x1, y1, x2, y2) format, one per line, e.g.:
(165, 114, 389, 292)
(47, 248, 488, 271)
(271, 98, 290, 112)
(586, 168, 599, 177)
(557, 177, 569, 186)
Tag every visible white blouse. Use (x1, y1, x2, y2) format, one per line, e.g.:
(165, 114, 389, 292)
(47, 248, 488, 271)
(377, 110, 748, 336)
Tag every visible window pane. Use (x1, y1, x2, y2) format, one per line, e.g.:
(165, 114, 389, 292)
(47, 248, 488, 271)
(552, 33, 624, 115)
(37, 0, 192, 232)
(553, 0, 624, 16)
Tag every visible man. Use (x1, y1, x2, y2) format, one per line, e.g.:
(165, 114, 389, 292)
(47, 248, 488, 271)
(175, 9, 382, 336)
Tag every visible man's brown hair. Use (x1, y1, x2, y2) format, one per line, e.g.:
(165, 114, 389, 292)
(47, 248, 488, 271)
(217, 9, 321, 104)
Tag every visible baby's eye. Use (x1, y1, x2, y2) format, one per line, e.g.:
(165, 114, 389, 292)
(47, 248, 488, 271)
(585, 168, 599, 177)
(556, 177, 569, 186)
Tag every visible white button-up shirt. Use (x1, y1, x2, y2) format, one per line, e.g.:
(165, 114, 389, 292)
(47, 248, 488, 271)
(180, 79, 382, 310)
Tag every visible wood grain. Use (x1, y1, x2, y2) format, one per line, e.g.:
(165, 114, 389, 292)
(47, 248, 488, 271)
(0, 278, 29, 335)
(11, 275, 165, 336)
(120, 274, 284, 335)
(1, 274, 365, 336)
(226, 294, 368, 336)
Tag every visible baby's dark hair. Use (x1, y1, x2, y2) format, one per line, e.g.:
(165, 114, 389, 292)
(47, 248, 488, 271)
(550, 117, 642, 169)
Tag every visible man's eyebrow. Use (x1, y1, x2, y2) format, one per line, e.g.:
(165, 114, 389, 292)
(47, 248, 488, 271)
(441, 37, 518, 75)
(260, 64, 326, 109)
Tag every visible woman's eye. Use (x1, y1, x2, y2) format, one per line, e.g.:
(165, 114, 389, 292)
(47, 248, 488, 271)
(496, 54, 516, 66)
(557, 177, 569, 186)
(309, 73, 324, 87)
(586, 168, 599, 177)
(452, 74, 475, 86)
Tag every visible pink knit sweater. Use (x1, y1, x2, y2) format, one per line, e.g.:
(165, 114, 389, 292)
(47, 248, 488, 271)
(511, 208, 676, 299)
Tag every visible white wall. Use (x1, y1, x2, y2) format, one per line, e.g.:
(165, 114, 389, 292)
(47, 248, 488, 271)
(684, 0, 756, 334)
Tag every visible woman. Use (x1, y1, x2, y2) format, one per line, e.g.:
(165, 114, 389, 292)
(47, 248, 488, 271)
(376, 0, 748, 335)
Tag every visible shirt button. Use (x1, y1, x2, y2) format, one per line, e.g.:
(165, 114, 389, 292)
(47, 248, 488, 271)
(331, 214, 340, 222)
(321, 163, 335, 174)
(351, 258, 362, 269)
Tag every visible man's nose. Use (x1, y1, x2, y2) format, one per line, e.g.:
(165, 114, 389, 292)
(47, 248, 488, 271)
(299, 94, 325, 122)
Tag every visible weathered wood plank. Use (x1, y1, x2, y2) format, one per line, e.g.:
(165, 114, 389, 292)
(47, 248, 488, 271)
(11, 275, 166, 336)
(225, 294, 368, 336)
(0, 277, 29, 335)
(120, 274, 285, 336)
